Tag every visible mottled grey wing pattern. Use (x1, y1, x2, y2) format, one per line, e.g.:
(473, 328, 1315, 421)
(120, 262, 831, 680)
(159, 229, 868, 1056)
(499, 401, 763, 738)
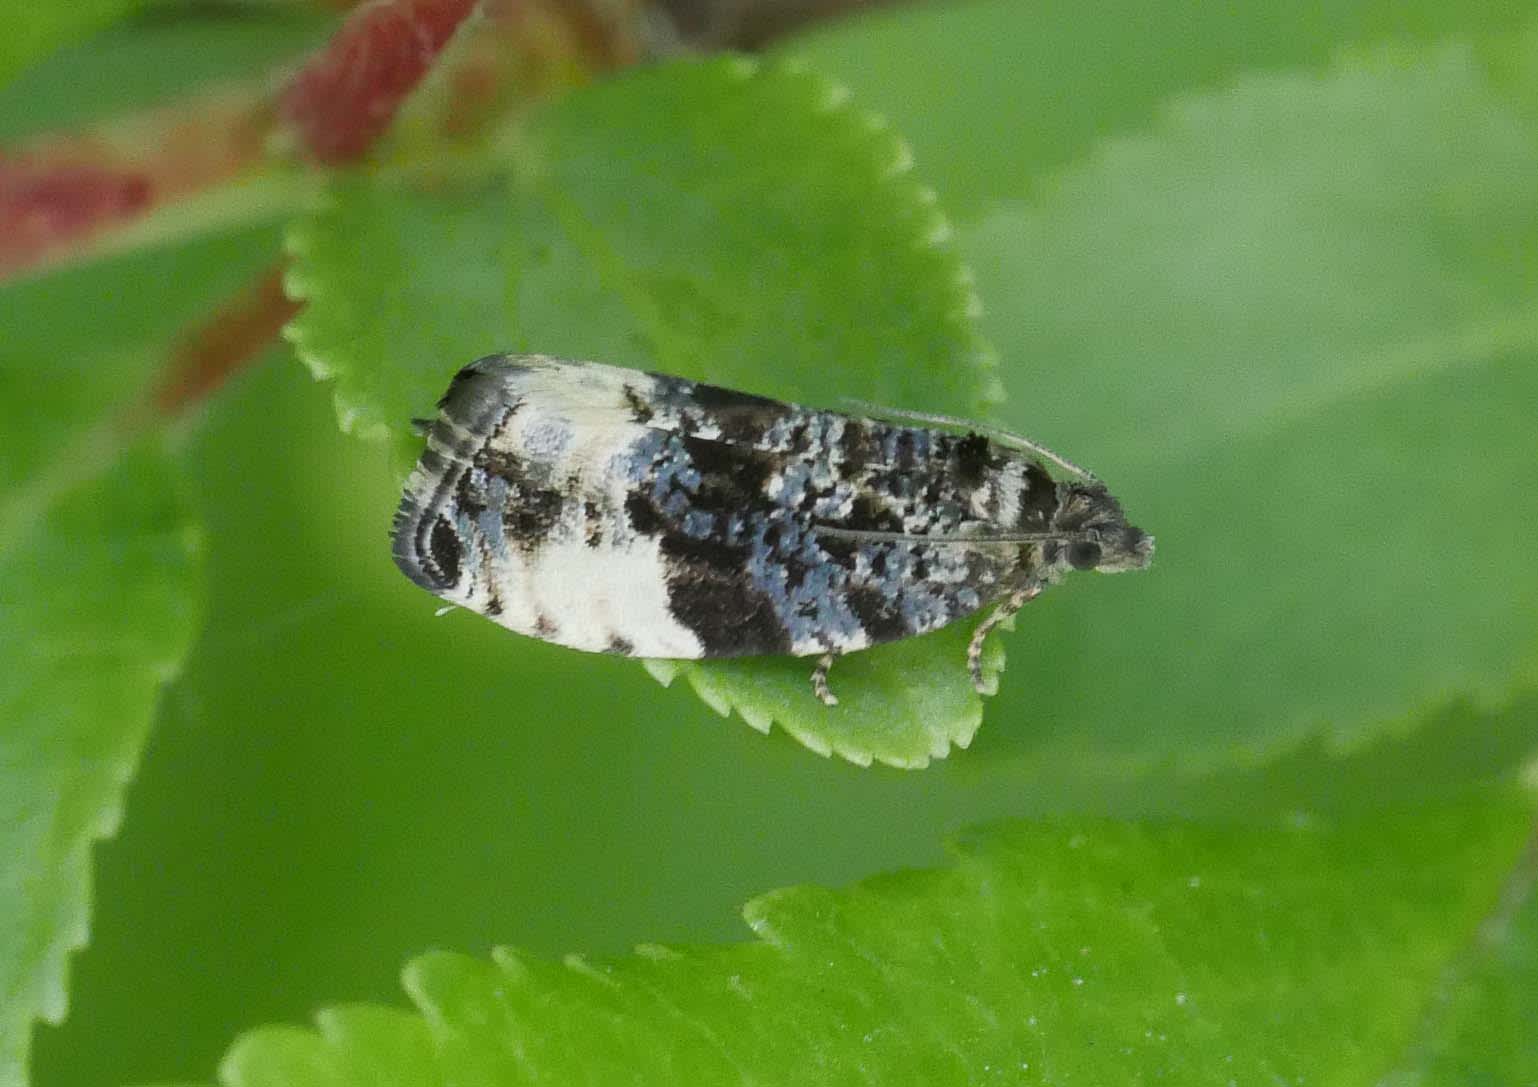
(624, 382, 1055, 658)
(393, 355, 1054, 660)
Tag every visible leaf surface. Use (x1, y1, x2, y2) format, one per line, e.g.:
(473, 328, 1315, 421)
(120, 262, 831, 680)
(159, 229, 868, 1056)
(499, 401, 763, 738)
(0, 224, 281, 1085)
(213, 793, 1536, 1087)
(0, 7, 327, 141)
(956, 38, 1538, 765)
(0, 449, 200, 1087)
(787, 0, 1536, 220)
(0, 0, 150, 87)
(286, 57, 1000, 766)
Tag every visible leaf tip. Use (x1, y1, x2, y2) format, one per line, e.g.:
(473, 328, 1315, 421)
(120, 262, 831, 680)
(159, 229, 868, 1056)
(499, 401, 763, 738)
(781, 721, 835, 759)
(830, 741, 875, 768)
(682, 667, 733, 718)
(489, 945, 533, 982)
(736, 701, 773, 735)
(642, 659, 680, 687)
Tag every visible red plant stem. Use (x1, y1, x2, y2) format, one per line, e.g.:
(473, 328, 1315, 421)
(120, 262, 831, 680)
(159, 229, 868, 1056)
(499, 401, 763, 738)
(132, 0, 483, 420)
(146, 0, 488, 416)
(0, 155, 151, 276)
(0, 92, 273, 281)
(280, 0, 483, 164)
(150, 263, 299, 418)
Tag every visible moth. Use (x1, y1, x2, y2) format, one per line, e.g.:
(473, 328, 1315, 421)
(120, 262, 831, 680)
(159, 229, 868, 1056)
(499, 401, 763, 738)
(393, 355, 1153, 705)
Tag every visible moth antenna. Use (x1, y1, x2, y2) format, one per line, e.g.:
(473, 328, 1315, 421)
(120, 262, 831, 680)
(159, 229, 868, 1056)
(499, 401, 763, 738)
(837, 398, 1099, 481)
(812, 525, 1063, 546)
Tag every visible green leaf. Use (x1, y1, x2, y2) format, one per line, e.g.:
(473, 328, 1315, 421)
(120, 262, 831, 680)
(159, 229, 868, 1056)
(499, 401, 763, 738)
(786, 0, 1536, 221)
(40, 355, 1538, 1085)
(0, 0, 151, 88)
(1417, 839, 1538, 1086)
(954, 37, 1538, 766)
(209, 791, 1535, 1086)
(0, 7, 330, 142)
(0, 224, 277, 1086)
(641, 624, 1005, 768)
(0, 446, 202, 1087)
(285, 56, 1000, 767)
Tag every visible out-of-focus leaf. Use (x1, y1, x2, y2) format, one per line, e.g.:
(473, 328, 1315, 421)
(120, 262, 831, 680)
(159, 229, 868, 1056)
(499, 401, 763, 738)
(0, 1, 150, 88)
(956, 39, 1538, 765)
(787, 0, 1536, 220)
(1417, 839, 1538, 1086)
(0, 7, 327, 140)
(0, 446, 202, 1087)
(0, 225, 277, 1087)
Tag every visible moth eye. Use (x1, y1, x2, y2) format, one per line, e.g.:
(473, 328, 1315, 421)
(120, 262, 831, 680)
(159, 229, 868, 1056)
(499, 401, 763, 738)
(1067, 540, 1102, 570)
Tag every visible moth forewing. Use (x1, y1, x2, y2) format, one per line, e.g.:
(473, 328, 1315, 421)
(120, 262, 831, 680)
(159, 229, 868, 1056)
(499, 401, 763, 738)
(393, 354, 1153, 704)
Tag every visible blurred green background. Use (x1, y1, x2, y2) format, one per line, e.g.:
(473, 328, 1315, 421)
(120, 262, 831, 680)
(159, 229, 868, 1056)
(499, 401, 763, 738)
(3, 0, 1536, 1082)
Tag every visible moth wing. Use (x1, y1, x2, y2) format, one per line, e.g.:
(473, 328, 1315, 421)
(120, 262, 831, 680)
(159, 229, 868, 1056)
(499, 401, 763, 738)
(461, 354, 809, 449)
(606, 425, 1031, 660)
(393, 356, 746, 659)
(396, 355, 1033, 662)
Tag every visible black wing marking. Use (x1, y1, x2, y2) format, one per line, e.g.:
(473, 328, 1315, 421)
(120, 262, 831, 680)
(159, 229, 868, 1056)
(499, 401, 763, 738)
(398, 355, 1046, 659)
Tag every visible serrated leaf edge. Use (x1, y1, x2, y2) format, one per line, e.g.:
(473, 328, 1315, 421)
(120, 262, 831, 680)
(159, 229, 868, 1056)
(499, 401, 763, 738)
(279, 54, 1010, 769)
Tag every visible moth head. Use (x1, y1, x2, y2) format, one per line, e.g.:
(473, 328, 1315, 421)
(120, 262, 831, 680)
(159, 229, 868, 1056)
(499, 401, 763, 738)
(1050, 481, 1154, 574)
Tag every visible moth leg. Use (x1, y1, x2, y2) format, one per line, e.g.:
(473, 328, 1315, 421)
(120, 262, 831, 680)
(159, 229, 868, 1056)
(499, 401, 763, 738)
(811, 652, 840, 707)
(409, 417, 435, 437)
(968, 583, 1042, 693)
